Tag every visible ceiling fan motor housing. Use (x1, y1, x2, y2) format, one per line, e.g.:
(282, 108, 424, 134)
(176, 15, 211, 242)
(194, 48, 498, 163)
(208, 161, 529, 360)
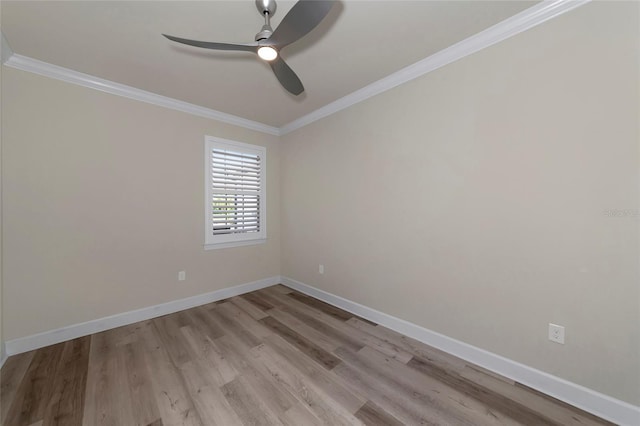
(255, 25, 273, 41)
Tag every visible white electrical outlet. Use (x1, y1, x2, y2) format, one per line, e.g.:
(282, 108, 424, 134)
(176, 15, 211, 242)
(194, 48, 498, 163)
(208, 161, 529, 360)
(319, 264, 324, 274)
(178, 270, 186, 281)
(548, 323, 565, 344)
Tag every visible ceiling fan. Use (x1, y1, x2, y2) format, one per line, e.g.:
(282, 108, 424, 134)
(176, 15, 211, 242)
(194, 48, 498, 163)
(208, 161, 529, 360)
(163, 0, 334, 96)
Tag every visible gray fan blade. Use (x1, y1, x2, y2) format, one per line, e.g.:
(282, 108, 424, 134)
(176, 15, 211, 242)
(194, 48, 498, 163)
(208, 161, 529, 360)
(163, 34, 258, 52)
(269, 57, 304, 95)
(268, 0, 334, 48)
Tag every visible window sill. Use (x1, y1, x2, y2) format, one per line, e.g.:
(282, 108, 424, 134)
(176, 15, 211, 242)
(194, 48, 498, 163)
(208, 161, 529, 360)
(204, 238, 267, 251)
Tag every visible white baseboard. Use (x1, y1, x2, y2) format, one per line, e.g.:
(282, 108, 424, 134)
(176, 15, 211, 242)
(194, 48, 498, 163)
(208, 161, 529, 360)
(281, 276, 640, 426)
(4, 276, 281, 356)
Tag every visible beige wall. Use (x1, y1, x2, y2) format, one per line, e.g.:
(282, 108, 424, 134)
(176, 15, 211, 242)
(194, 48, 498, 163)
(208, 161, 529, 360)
(0, 2, 4, 360)
(2, 67, 280, 340)
(1, 0, 638, 408)
(281, 2, 639, 405)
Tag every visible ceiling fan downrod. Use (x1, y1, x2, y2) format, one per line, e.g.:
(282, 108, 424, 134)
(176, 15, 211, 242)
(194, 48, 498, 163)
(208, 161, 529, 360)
(255, 0, 277, 41)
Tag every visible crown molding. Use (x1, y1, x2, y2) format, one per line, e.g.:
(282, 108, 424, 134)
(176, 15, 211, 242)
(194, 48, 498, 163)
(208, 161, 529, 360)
(1, 31, 14, 64)
(279, 0, 590, 135)
(1, 1, 589, 137)
(2, 53, 281, 136)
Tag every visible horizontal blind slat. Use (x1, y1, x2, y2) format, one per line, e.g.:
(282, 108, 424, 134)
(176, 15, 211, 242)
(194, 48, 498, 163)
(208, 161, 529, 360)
(212, 149, 261, 161)
(213, 186, 260, 191)
(212, 170, 260, 180)
(212, 211, 259, 216)
(211, 158, 260, 172)
(210, 228, 261, 235)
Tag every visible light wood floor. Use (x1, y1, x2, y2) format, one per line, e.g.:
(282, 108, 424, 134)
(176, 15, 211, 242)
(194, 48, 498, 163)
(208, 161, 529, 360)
(1, 284, 613, 426)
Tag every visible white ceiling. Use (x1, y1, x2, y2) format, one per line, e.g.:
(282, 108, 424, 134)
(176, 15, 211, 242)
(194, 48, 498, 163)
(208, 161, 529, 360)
(2, 1, 536, 127)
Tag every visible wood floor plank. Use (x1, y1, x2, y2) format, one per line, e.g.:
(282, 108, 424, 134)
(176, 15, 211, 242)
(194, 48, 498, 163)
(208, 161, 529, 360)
(110, 340, 137, 425)
(253, 288, 291, 309)
(151, 315, 195, 367)
(341, 318, 415, 363)
(213, 334, 299, 419)
(266, 308, 340, 353)
(251, 341, 365, 426)
(205, 304, 263, 349)
(81, 331, 119, 426)
(286, 292, 354, 322)
(514, 383, 617, 426)
(269, 284, 293, 295)
(262, 334, 367, 414)
(122, 341, 162, 426)
(42, 336, 91, 426)
(105, 321, 148, 348)
(183, 306, 225, 341)
(335, 345, 514, 426)
(1, 350, 36, 424)
(259, 316, 341, 370)
(230, 296, 269, 320)
(221, 376, 284, 426)
(338, 345, 519, 426)
(180, 325, 238, 386)
(241, 292, 275, 312)
(4, 342, 65, 426)
(346, 316, 468, 370)
(466, 364, 517, 385)
(1, 285, 614, 426)
(179, 358, 245, 425)
(332, 361, 435, 425)
(335, 347, 471, 425)
(460, 366, 615, 426)
(268, 291, 412, 362)
(282, 404, 323, 426)
(261, 292, 364, 353)
(354, 401, 403, 426)
(407, 355, 557, 425)
(216, 301, 273, 340)
(136, 321, 204, 426)
(85, 325, 150, 425)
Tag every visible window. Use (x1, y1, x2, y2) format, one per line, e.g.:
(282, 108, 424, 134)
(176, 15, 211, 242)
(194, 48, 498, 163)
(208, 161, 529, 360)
(204, 136, 266, 249)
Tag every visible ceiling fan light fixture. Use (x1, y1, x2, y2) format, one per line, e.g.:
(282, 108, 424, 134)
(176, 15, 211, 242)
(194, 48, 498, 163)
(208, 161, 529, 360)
(257, 46, 278, 61)
(163, 0, 335, 95)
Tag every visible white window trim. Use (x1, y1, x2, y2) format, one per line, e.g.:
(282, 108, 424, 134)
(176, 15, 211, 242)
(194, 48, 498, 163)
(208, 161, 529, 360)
(204, 136, 266, 250)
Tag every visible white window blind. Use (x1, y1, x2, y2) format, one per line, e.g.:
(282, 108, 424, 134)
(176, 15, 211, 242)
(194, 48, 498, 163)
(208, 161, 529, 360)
(205, 137, 266, 249)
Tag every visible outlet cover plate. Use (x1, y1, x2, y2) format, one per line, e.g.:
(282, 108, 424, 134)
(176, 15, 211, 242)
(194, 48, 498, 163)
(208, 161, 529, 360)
(548, 323, 565, 344)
